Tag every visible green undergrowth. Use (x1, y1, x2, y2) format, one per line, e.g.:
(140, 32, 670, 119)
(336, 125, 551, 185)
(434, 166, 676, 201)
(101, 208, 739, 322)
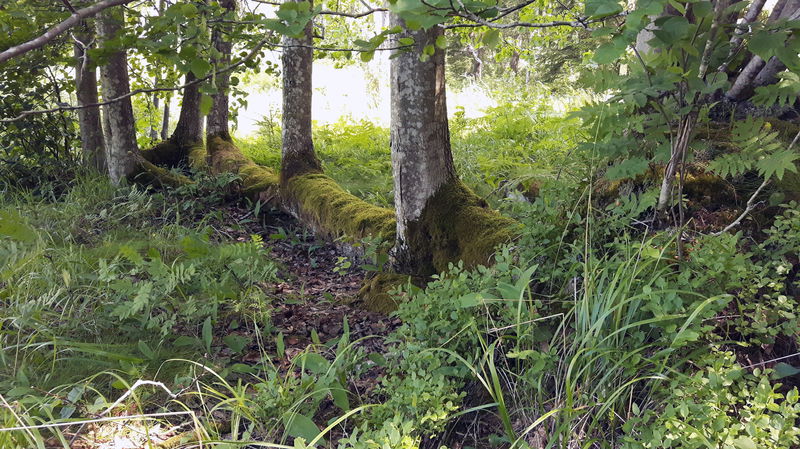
(239, 101, 583, 208)
(0, 173, 278, 398)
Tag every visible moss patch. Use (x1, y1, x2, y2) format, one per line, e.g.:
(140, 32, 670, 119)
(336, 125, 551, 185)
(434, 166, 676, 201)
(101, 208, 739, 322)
(131, 154, 193, 188)
(357, 273, 413, 313)
(208, 136, 280, 204)
(285, 173, 396, 242)
(404, 181, 521, 275)
(188, 143, 207, 170)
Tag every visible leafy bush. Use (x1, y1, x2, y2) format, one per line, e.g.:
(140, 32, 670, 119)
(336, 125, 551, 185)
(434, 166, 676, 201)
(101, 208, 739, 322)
(622, 351, 800, 449)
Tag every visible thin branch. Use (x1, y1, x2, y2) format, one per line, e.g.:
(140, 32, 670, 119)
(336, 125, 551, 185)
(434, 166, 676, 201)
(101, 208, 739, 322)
(0, 0, 135, 64)
(444, 13, 622, 29)
(61, 0, 78, 13)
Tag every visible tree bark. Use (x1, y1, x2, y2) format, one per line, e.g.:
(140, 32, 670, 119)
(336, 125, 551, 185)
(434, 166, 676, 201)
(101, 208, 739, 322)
(726, 0, 799, 100)
(161, 99, 170, 141)
(207, 0, 235, 141)
(96, 6, 137, 184)
(73, 20, 106, 173)
(150, 94, 160, 142)
(170, 72, 203, 147)
(752, 56, 786, 88)
(389, 19, 458, 273)
(721, 0, 766, 72)
(279, 0, 322, 184)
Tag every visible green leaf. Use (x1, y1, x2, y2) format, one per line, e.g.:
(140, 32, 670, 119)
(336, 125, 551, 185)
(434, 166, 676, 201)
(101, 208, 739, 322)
(435, 35, 447, 49)
(360, 50, 375, 62)
(295, 352, 330, 375)
(222, 335, 249, 354)
(482, 29, 500, 47)
(606, 157, 650, 180)
(190, 59, 212, 78)
(200, 94, 213, 116)
(0, 210, 36, 242)
(330, 381, 350, 411)
(756, 150, 799, 181)
(459, 292, 483, 308)
(773, 362, 800, 379)
(276, 332, 286, 358)
(652, 16, 689, 45)
(593, 39, 627, 64)
(585, 0, 623, 18)
(748, 31, 785, 60)
(282, 412, 323, 444)
(202, 317, 213, 353)
(398, 37, 415, 46)
(137, 340, 156, 359)
(733, 437, 756, 449)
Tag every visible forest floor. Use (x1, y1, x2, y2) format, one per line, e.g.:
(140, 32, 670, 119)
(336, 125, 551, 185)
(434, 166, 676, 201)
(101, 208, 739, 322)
(66, 202, 402, 449)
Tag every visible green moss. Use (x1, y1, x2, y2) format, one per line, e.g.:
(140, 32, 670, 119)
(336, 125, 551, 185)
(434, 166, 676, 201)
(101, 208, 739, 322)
(286, 173, 396, 242)
(357, 273, 413, 313)
(405, 181, 521, 275)
(131, 155, 193, 188)
(208, 136, 280, 203)
(188, 143, 207, 170)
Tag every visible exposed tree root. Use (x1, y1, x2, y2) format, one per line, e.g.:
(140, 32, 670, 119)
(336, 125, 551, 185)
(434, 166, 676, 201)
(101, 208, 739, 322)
(130, 152, 193, 187)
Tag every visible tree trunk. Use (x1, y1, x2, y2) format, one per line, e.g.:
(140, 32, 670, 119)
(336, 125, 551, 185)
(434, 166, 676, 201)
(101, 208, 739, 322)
(207, 0, 235, 141)
(279, 0, 322, 184)
(388, 20, 517, 275)
(752, 56, 786, 88)
(170, 72, 203, 147)
(96, 6, 137, 184)
(726, 0, 798, 100)
(720, 0, 766, 73)
(160, 99, 170, 141)
(73, 20, 106, 173)
(150, 94, 160, 142)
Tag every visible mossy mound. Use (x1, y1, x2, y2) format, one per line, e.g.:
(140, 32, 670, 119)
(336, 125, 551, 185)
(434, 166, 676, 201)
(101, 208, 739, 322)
(357, 273, 413, 313)
(285, 173, 396, 242)
(207, 136, 280, 204)
(404, 181, 521, 275)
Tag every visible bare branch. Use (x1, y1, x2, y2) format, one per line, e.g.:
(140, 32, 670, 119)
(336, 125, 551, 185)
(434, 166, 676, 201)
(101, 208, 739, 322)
(444, 13, 622, 29)
(251, 0, 386, 17)
(0, 0, 135, 64)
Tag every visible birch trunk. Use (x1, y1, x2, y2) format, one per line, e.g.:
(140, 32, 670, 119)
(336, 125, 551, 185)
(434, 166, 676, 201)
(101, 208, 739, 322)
(97, 6, 137, 184)
(389, 20, 457, 273)
(280, 0, 322, 183)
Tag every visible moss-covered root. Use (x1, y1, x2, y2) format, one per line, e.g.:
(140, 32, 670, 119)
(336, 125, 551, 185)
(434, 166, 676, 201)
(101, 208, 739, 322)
(357, 273, 414, 313)
(139, 139, 208, 172)
(130, 153, 193, 187)
(404, 181, 521, 275)
(285, 173, 396, 242)
(207, 136, 280, 204)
